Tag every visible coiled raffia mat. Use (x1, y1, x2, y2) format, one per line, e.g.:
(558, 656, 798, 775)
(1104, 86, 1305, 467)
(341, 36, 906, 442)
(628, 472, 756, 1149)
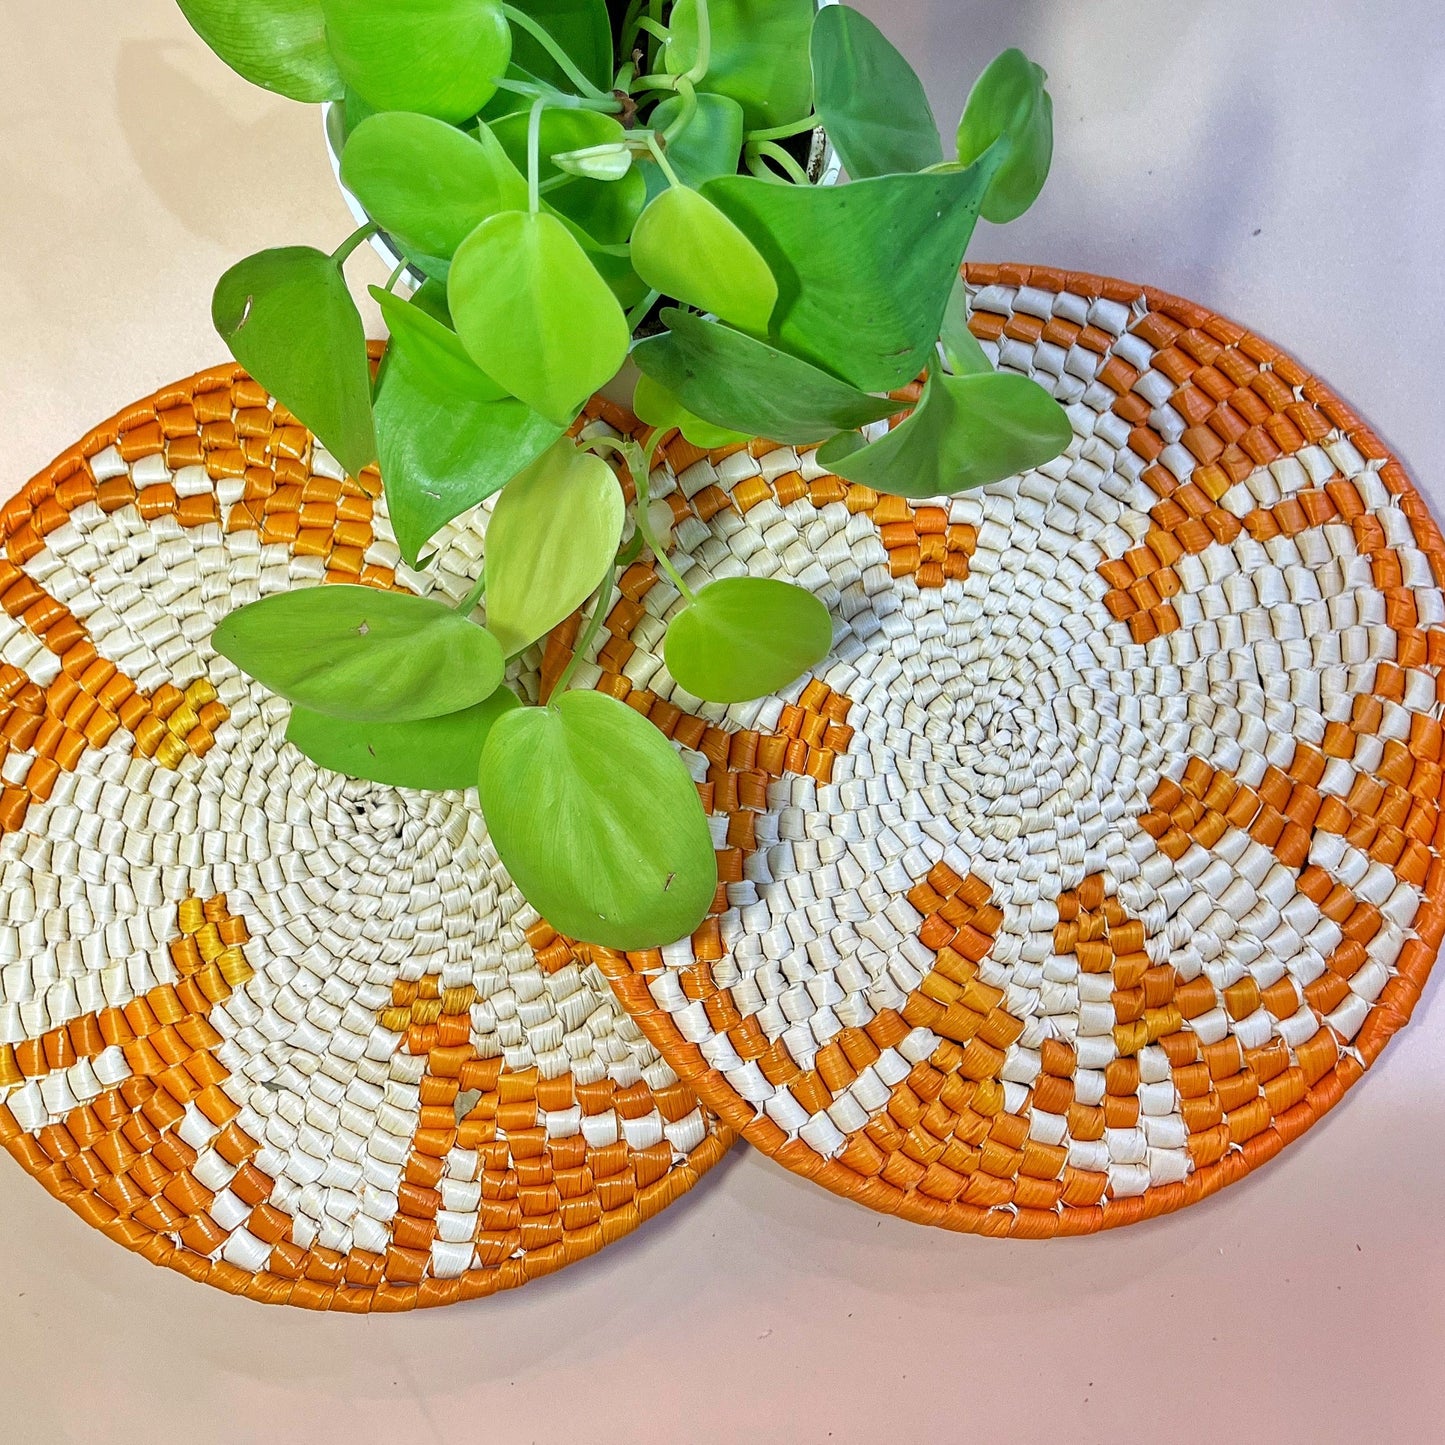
(0, 268, 1438, 1312)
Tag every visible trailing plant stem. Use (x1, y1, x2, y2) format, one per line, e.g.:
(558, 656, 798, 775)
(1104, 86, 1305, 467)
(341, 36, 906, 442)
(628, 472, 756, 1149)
(646, 131, 682, 189)
(527, 98, 545, 214)
(502, 5, 609, 99)
(551, 560, 617, 699)
(492, 77, 622, 112)
(749, 141, 810, 185)
(456, 566, 487, 615)
(745, 114, 820, 143)
(683, 0, 712, 85)
(330, 223, 379, 267)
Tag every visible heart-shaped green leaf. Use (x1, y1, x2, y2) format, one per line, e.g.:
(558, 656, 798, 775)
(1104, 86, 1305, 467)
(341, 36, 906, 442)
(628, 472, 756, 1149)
(484, 441, 625, 656)
(665, 0, 816, 128)
(632, 308, 898, 445)
(372, 285, 507, 400)
(491, 110, 646, 245)
(631, 186, 777, 333)
(178, 0, 343, 101)
(287, 687, 521, 789)
(213, 584, 505, 721)
(633, 374, 749, 450)
(374, 328, 563, 567)
(818, 369, 1072, 498)
(939, 274, 992, 377)
(477, 689, 717, 949)
(665, 577, 832, 703)
(341, 113, 526, 270)
(508, 0, 613, 92)
(320, 0, 511, 122)
(810, 4, 942, 178)
(212, 247, 375, 478)
(643, 93, 745, 199)
(448, 210, 629, 426)
(956, 48, 1053, 224)
(704, 165, 992, 392)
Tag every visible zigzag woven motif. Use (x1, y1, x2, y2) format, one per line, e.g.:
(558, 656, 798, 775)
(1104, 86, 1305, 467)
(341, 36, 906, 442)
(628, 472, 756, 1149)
(586, 264, 1441, 1234)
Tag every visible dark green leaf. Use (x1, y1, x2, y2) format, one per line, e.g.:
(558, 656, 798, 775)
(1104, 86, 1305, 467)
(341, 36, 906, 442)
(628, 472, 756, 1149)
(704, 165, 992, 391)
(477, 690, 717, 949)
(374, 321, 563, 567)
(508, 0, 613, 92)
(631, 186, 777, 332)
(632, 308, 897, 445)
(448, 210, 630, 426)
(341, 113, 526, 268)
(320, 0, 511, 122)
(665, 0, 815, 129)
(817, 369, 1072, 498)
(956, 48, 1053, 224)
(213, 584, 504, 721)
(287, 688, 521, 789)
(810, 4, 942, 178)
(665, 577, 831, 703)
(633, 374, 749, 450)
(177, 0, 343, 102)
(643, 93, 745, 199)
(484, 442, 625, 656)
(212, 247, 375, 477)
(372, 285, 507, 400)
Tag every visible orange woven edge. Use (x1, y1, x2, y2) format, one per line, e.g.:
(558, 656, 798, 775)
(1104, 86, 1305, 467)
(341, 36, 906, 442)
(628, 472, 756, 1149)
(0, 350, 737, 1309)
(588, 261, 1442, 1238)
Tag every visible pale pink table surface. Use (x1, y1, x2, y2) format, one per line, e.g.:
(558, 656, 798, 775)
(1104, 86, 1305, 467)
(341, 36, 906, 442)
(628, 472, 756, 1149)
(2, 2, 1442, 1441)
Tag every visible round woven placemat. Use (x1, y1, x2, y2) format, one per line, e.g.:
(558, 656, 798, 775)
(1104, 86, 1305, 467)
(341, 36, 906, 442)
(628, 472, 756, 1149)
(581, 263, 1441, 1236)
(0, 362, 732, 1310)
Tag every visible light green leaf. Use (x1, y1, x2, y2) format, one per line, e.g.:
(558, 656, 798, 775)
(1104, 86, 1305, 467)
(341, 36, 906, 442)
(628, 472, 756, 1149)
(704, 164, 993, 392)
(956, 48, 1053, 224)
(632, 308, 898, 445)
(341, 113, 526, 268)
(644, 94, 745, 199)
(448, 210, 629, 426)
(665, 577, 831, 703)
(817, 369, 1072, 498)
(373, 319, 563, 567)
(320, 0, 511, 122)
(213, 584, 504, 721)
(477, 690, 717, 949)
(665, 0, 816, 128)
(484, 441, 625, 656)
(491, 110, 646, 245)
(810, 3, 942, 178)
(633, 374, 749, 450)
(212, 247, 375, 478)
(287, 688, 521, 789)
(508, 0, 613, 92)
(178, 0, 343, 101)
(940, 274, 992, 376)
(631, 186, 777, 333)
(372, 285, 507, 401)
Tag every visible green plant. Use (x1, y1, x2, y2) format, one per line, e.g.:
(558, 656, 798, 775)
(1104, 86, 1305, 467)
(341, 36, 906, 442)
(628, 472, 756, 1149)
(178, 0, 1069, 949)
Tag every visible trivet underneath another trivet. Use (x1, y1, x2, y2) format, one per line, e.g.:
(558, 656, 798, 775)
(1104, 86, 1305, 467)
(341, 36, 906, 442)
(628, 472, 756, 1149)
(585, 263, 1440, 1235)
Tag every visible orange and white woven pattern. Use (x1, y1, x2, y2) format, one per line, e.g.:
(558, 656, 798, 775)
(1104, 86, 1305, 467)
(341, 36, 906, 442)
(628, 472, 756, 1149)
(0, 362, 730, 1309)
(586, 264, 1441, 1235)
(0, 266, 1438, 1308)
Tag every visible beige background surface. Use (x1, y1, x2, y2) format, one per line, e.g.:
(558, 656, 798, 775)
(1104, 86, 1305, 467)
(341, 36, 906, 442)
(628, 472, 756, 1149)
(2, 2, 1443, 1441)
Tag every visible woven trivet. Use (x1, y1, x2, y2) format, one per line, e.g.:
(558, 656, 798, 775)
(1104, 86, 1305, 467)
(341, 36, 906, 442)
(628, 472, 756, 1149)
(577, 263, 1439, 1237)
(0, 360, 734, 1310)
